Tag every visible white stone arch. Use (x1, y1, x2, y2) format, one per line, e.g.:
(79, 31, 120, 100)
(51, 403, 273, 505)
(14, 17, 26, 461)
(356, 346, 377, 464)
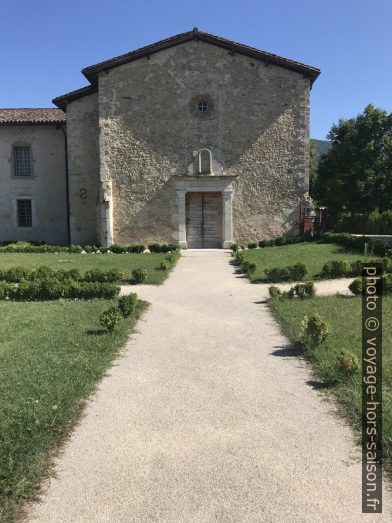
(197, 148, 212, 174)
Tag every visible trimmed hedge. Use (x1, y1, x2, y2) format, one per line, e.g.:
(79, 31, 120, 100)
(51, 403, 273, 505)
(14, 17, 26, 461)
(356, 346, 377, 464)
(264, 262, 307, 283)
(349, 274, 392, 296)
(254, 232, 391, 257)
(0, 266, 124, 283)
(148, 243, 179, 253)
(0, 241, 178, 254)
(319, 257, 391, 279)
(118, 293, 138, 317)
(268, 281, 315, 300)
(0, 279, 120, 301)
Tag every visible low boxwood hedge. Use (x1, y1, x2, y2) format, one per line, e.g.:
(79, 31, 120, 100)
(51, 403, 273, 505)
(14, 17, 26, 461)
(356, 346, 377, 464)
(0, 279, 120, 301)
(253, 232, 391, 257)
(0, 241, 179, 254)
(319, 257, 391, 279)
(264, 262, 307, 282)
(349, 273, 392, 296)
(0, 266, 124, 283)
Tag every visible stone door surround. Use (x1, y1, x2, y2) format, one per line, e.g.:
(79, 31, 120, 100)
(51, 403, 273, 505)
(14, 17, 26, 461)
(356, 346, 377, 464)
(174, 175, 237, 249)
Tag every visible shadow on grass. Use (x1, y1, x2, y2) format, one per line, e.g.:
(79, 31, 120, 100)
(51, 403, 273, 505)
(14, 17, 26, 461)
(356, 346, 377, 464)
(86, 329, 108, 336)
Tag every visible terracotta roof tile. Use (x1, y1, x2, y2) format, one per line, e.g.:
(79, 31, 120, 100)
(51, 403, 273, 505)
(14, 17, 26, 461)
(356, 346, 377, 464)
(0, 108, 65, 125)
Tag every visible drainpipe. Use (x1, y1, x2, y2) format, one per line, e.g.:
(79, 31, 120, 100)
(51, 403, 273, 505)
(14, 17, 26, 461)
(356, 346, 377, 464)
(58, 124, 71, 245)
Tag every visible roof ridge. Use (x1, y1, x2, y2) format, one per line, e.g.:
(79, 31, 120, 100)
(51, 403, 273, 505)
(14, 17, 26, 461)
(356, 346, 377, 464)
(81, 28, 320, 83)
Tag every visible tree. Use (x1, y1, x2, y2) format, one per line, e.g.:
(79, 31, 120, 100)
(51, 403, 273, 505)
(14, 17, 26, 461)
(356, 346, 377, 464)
(313, 105, 392, 221)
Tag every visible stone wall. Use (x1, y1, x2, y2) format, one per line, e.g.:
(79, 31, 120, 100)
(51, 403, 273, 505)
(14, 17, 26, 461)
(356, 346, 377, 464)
(0, 124, 67, 244)
(66, 93, 99, 244)
(98, 39, 310, 244)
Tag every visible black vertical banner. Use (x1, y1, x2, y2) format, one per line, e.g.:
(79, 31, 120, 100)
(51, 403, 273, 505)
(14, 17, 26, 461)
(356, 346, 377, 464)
(362, 263, 382, 513)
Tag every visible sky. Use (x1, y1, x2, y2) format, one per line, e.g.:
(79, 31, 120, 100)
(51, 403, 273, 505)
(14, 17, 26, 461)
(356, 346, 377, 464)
(1, 0, 391, 139)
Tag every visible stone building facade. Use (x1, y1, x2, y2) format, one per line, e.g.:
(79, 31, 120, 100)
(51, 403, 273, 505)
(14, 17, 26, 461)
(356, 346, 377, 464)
(0, 29, 320, 247)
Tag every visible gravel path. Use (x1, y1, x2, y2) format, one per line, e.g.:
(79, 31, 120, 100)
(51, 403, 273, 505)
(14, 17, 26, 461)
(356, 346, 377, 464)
(28, 251, 391, 522)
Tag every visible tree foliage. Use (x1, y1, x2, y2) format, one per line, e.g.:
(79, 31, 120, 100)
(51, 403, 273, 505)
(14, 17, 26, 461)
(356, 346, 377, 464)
(313, 105, 392, 220)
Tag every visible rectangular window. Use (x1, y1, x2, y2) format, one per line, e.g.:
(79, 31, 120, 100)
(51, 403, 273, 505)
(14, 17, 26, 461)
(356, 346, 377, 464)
(17, 199, 32, 227)
(13, 146, 31, 177)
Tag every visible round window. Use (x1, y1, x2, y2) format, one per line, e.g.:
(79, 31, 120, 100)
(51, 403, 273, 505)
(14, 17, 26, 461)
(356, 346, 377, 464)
(197, 100, 208, 113)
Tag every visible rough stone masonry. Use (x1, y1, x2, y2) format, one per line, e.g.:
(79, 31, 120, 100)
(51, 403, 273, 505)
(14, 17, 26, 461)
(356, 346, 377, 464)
(0, 29, 320, 247)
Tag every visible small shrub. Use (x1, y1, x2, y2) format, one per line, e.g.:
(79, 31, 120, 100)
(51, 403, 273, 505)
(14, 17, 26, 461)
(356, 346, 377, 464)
(349, 260, 363, 276)
(165, 253, 177, 265)
(132, 268, 147, 283)
(230, 244, 239, 252)
(274, 236, 286, 246)
(247, 243, 257, 249)
(99, 307, 122, 332)
(243, 261, 257, 274)
(289, 262, 307, 281)
(126, 244, 145, 253)
(258, 240, 268, 248)
(265, 266, 291, 283)
(35, 266, 56, 280)
(268, 286, 282, 299)
(1, 266, 33, 282)
(320, 260, 350, 278)
(68, 244, 83, 253)
(84, 268, 106, 282)
(264, 263, 307, 282)
(300, 313, 330, 347)
(118, 293, 138, 318)
(339, 349, 359, 375)
(294, 281, 315, 299)
(285, 287, 296, 299)
(382, 273, 392, 294)
(105, 269, 124, 282)
(349, 278, 363, 296)
(304, 281, 315, 297)
(159, 260, 170, 271)
(147, 243, 177, 253)
(58, 268, 81, 281)
(110, 244, 128, 254)
(0, 281, 10, 299)
(235, 252, 245, 263)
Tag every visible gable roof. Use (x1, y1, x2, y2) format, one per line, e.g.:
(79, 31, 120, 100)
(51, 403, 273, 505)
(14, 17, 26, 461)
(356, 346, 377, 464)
(53, 28, 320, 110)
(52, 85, 97, 111)
(0, 108, 65, 125)
(82, 28, 320, 85)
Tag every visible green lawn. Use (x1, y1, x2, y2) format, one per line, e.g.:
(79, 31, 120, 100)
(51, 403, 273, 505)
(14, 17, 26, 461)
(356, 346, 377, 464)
(269, 295, 392, 477)
(0, 299, 147, 522)
(0, 252, 177, 284)
(240, 242, 371, 282)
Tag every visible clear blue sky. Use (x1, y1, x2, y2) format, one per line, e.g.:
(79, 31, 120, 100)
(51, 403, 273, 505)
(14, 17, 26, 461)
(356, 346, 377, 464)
(1, 0, 391, 139)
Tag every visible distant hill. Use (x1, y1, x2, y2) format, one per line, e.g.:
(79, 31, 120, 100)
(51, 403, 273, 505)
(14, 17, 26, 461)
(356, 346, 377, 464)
(312, 139, 332, 162)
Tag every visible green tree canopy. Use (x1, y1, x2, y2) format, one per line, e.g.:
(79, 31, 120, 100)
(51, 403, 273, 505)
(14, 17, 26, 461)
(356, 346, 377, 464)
(313, 104, 392, 220)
